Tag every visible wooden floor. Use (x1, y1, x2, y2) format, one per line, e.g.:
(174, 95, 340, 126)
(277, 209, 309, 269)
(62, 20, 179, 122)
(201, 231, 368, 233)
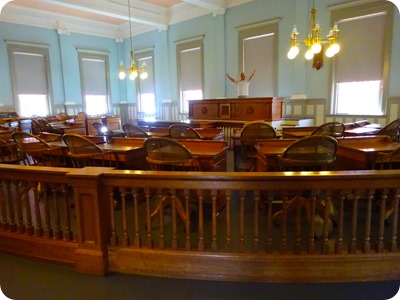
(0, 251, 399, 300)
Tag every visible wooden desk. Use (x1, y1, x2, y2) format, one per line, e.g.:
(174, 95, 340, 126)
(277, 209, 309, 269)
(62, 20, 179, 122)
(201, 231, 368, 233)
(343, 127, 380, 137)
(281, 127, 316, 138)
(148, 127, 224, 140)
(255, 139, 296, 171)
(48, 139, 148, 170)
(336, 136, 400, 169)
(111, 137, 229, 171)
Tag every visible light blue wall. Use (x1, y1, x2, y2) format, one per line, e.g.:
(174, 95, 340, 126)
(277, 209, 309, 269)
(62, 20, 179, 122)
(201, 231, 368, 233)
(0, 0, 399, 115)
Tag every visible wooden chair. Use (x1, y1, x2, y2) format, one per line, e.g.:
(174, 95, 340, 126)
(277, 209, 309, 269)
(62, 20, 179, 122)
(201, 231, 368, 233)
(62, 133, 117, 168)
(0, 139, 26, 164)
(377, 118, 400, 142)
(144, 137, 200, 224)
(11, 131, 65, 166)
(122, 123, 149, 137)
(311, 122, 345, 138)
(273, 135, 338, 225)
(169, 124, 203, 140)
(237, 122, 276, 171)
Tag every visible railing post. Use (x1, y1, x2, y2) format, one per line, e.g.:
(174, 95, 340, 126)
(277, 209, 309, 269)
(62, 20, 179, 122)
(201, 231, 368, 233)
(67, 167, 113, 275)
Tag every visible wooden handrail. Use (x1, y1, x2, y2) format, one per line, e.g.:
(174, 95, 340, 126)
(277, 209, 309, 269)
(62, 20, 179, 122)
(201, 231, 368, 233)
(1, 164, 400, 281)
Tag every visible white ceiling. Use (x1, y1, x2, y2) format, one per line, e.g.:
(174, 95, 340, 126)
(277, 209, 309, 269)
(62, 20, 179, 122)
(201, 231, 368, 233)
(1, 0, 253, 39)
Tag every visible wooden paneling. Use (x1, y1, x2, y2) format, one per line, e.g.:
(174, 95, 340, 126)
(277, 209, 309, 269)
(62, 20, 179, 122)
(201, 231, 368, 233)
(188, 97, 283, 121)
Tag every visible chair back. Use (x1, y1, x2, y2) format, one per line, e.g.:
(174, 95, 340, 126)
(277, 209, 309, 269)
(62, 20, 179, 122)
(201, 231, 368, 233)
(311, 122, 345, 138)
(240, 122, 276, 156)
(278, 135, 338, 171)
(122, 123, 149, 137)
(11, 131, 64, 166)
(0, 139, 25, 164)
(62, 133, 116, 168)
(144, 137, 200, 171)
(93, 122, 112, 136)
(169, 124, 202, 139)
(377, 118, 400, 142)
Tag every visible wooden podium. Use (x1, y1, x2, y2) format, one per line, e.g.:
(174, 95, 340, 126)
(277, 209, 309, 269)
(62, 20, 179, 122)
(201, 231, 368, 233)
(188, 97, 283, 121)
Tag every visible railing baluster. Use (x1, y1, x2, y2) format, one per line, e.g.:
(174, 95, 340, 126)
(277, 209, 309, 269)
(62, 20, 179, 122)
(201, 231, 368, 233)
(225, 191, 231, 251)
(197, 190, 204, 251)
(363, 190, 373, 253)
(121, 188, 129, 247)
(265, 194, 273, 254)
(171, 191, 178, 250)
(349, 192, 359, 254)
(53, 185, 62, 240)
(145, 188, 153, 248)
(133, 188, 141, 248)
(109, 189, 118, 246)
(294, 194, 301, 254)
(308, 191, 316, 254)
(211, 189, 218, 252)
(184, 189, 191, 251)
(239, 190, 245, 252)
(389, 188, 399, 252)
(0, 181, 8, 229)
(62, 184, 73, 241)
(335, 192, 345, 254)
(253, 190, 259, 252)
(43, 185, 53, 238)
(376, 189, 387, 253)
(321, 191, 331, 254)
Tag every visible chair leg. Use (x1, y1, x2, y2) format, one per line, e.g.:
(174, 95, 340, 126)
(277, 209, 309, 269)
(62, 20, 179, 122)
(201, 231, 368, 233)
(150, 194, 187, 223)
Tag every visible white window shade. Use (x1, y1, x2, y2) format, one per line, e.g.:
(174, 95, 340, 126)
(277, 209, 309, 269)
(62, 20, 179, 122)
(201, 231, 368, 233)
(82, 58, 107, 95)
(180, 47, 202, 91)
(243, 34, 274, 96)
(13, 52, 47, 94)
(138, 56, 154, 94)
(335, 13, 386, 83)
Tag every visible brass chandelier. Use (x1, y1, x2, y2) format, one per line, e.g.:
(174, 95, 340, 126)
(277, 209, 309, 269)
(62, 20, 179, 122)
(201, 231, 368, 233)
(118, 0, 148, 80)
(287, 0, 340, 61)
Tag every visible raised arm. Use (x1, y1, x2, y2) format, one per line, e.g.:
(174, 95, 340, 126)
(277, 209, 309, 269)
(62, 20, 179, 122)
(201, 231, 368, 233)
(225, 73, 236, 83)
(248, 69, 256, 81)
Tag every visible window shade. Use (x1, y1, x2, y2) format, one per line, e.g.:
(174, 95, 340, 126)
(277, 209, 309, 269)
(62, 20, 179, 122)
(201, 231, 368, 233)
(13, 52, 47, 94)
(243, 34, 274, 96)
(138, 55, 154, 94)
(335, 13, 386, 83)
(82, 58, 107, 95)
(180, 47, 202, 91)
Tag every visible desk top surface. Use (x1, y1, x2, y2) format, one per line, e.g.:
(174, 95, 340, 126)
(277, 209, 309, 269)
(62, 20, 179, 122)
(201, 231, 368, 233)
(337, 136, 400, 152)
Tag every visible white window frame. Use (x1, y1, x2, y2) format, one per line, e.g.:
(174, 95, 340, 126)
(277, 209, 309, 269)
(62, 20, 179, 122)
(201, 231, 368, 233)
(176, 37, 204, 114)
(237, 20, 279, 97)
(7, 42, 53, 117)
(329, 1, 393, 116)
(78, 50, 111, 116)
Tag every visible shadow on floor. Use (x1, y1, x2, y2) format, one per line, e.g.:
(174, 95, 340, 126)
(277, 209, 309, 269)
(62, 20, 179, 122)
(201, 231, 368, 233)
(0, 252, 399, 300)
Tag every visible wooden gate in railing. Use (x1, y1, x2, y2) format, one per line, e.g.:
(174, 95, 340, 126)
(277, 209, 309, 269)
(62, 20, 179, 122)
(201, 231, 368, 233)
(1, 164, 400, 282)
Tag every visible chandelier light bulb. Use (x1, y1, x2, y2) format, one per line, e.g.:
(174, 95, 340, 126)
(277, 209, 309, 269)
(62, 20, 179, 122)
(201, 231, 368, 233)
(325, 47, 334, 58)
(287, 46, 299, 60)
(119, 71, 126, 80)
(330, 43, 340, 55)
(140, 71, 148, 80)
(311, 42, 322, 54)
(305, 49, 314, 60)
(129, 71, 138, 80)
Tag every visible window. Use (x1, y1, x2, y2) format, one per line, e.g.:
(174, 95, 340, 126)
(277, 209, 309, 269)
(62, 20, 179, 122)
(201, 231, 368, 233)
(136, 49, 156, 117)
(8, 44, 52, 117)
(330, 1, 393, 115)
(79, 51, 110, 116)
(177, 37, 204, 114)
(238, 20, 279, 97)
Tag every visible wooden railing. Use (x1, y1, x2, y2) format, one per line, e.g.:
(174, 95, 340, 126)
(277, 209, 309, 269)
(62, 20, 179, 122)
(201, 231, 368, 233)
(1, 164, 400, 282)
